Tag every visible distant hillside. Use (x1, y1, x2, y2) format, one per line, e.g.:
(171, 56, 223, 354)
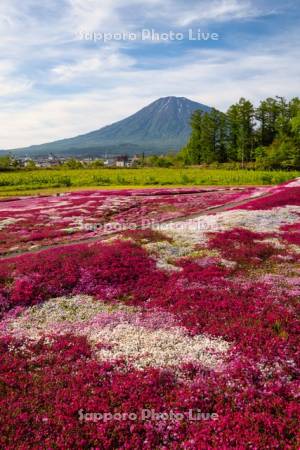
(5, 97, 212, 157)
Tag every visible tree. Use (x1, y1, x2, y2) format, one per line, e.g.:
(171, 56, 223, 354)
(89, 159, 104, 168)
(182, 109, 228, 164)
(147, 155, 173, 167)
(227, 98, 255, 165)
(25, 160, 37, 170)
(256, 98, 280, 146)
(198, 111, 216, 163)
(291, 106, 300, 141)
(199, 109, 228, 163)
(275, 96, 292, 138)
(214, 110, 228, 163)
(226, 104, 240, 161)
(0, 155, 22, 171)
(183, 110, 203, 164)
(264, 138, 300, 170)
(62, 158, 84, 169)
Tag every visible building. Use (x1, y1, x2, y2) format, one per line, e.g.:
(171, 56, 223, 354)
(115, 155, 129, 167)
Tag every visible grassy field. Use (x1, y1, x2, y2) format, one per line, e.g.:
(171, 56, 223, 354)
(0, 168, 298, 196)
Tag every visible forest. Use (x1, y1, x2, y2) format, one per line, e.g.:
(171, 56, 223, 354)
(180, 97, 300, 169)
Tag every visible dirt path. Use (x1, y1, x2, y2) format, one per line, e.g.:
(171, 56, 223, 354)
(0, 188, 273, 260)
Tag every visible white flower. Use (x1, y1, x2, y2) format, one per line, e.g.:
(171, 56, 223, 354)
(3, 295, 230, 371)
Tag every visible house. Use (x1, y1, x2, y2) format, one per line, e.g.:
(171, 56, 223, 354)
(115, 155, 129, 167)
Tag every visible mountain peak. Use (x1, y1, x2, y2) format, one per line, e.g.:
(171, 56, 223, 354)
(159, 95, 191, 99)
(156, 96, 188, 101)
(153, 96, 199, 105)
(150, 96, 211, 111)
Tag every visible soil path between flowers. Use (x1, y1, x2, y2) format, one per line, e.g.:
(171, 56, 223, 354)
(1, 188, 273, 260)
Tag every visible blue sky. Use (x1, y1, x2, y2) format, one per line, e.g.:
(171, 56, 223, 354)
(0, 0, 299, 148)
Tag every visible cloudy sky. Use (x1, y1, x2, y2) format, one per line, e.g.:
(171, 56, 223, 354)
(0, 0, 299, 149)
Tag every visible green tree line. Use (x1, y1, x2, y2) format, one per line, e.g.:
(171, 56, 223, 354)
(180, 96, 300, 169)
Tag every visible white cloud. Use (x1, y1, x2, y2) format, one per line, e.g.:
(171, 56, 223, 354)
(0, 60, 33, 97)
(149, 0, 264, 26)
(0, 93, 149, 149)
(51, 50, 135, 82)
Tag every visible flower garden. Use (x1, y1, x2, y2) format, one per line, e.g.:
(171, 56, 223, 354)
(0, 180, 299, 448)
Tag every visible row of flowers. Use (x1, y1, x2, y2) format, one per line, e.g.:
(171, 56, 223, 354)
(0, 186, 260, 255)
